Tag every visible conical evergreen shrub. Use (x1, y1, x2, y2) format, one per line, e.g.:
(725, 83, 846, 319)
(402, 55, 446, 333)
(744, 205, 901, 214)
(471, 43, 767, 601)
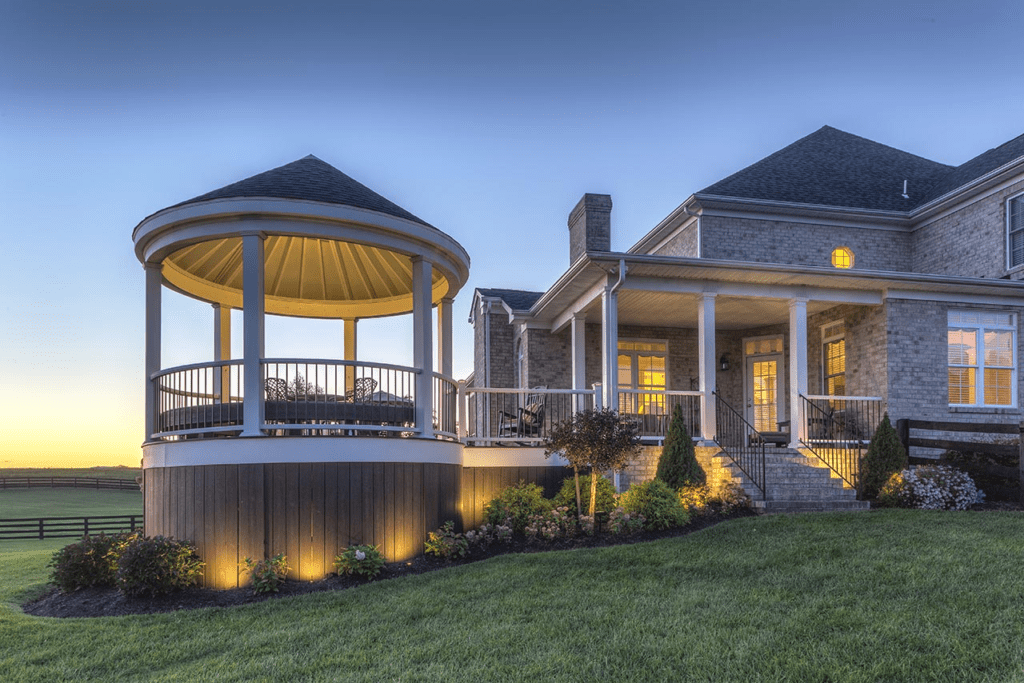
(859, 412, 908, 500)
(656, 404, 706, 489)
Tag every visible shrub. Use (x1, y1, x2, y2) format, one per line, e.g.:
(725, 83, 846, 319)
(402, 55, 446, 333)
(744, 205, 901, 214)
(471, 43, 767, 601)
(115, 536, 204, 597)
(524, 506, 577, 541)
(552, 475, 616, 517)
(240, 554, 290, 594)
(619, 479, 690, 530)
(607, 506, 644, 535)
(467, 523, 513, 548)
(425, 521, 469, 559)
(48, 533, 138, 593)
(859, 413, 908, 500)
(483, 481, 552, 535)
(714, 481, 751, 513)
(335, 545, 386, 579)
(657, 405, 706, 489)
(678, 484, 713, 515)
(877, 466, 980, 511)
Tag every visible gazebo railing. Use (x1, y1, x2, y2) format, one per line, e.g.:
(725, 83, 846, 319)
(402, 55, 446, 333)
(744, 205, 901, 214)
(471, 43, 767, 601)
(152, 360, 245, 438)
(433, 374, 458, 440)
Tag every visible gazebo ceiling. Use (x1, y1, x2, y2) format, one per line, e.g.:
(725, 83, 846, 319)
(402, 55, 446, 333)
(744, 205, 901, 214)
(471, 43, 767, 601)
(133, 155, 470, 319)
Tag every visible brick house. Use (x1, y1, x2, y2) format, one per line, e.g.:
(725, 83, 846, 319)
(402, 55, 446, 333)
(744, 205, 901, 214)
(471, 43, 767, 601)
(467, 126, 1024, 510)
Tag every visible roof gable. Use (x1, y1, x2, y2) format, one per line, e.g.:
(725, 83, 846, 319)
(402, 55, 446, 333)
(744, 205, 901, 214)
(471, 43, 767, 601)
(919, 132, 1024, 204)
(174, 155, 432, 227)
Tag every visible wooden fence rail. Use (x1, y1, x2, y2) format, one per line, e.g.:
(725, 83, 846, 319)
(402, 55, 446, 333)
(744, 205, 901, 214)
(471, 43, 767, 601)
(0, 515, 144, 541)
(0, 477, 139, 491)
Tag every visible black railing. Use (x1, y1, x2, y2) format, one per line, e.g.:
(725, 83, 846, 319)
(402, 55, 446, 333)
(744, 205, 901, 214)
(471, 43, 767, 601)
(713, 392, 766, 500)
(800, 395, 883, 489)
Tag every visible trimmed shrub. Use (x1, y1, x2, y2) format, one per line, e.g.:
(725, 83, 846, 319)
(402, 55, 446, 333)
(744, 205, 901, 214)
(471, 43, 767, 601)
(240, 554, 290, 594)
(335, 545, 386, 578)
(657, 405, 706, 489)
(552, 475, 616, 517)
(524, 506, 577, 541)
(115, 536, 204, 597)
(678, 484, 713, 515)
(619, 479, 690, 530)
(877, 466, 980, 511)
(425, 521, 469, 560)
(859, 413, 907, 500)
(483, 481, 552, 535)
(48, 533, 138, 593)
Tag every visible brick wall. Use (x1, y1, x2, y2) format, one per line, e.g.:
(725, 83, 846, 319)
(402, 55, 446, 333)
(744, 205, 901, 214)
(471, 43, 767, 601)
(700, 215, 912, 271)
(807, 304, 888, 401)
(651, 222, 700, 257)
(911, 179, 1024, 279)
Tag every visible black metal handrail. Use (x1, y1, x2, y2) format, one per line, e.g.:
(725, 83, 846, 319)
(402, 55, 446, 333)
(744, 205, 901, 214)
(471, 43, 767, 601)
(712, 392, 766, 500)
(799, 394, 883, 490)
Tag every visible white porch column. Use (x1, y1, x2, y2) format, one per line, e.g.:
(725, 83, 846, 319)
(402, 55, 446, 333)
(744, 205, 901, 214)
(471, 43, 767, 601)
(698, 293, 717, 444)
(144, 263, 162, 442)
(213, 304, 231, 403)
(343, 318, 357, 394)
(600, 283, 619, 411)
(412, 256, 434, 438)
(789, 297, 809, 448)
(571, 313, 587, 411)
(438, 296, 453, 377)
(241, 233, 266, 437)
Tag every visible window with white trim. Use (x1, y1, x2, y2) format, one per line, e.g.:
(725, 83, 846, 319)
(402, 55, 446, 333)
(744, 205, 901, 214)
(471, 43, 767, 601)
(948, 311, 1016, 407)
(822, 321, 846, 397)
(617, 340, 667, 413)
(1008, 194, 1024, 268)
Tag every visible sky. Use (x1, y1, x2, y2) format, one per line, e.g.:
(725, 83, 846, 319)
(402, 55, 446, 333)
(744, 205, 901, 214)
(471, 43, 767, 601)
(1, 0, 1022, 467)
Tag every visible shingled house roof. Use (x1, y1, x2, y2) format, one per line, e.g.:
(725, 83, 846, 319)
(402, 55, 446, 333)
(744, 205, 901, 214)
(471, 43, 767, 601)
(173, 155, 433, 227)
(699, 126, 954, 211)
(476, 288, 544, 311)
(918, 131, 1024, 205)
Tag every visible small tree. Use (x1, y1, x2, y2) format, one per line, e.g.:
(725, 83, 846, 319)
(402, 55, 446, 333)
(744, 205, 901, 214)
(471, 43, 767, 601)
(545, 409, 642, 517)
(859, 412, 908, 500)
(656, 404, 706, 489)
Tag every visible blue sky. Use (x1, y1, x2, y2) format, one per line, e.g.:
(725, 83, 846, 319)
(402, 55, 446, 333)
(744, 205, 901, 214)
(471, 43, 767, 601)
(1, 0, 1022, 465)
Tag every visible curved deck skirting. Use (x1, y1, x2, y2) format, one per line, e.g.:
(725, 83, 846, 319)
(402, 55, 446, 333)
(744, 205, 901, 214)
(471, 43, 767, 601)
(142, 436, 463, 469)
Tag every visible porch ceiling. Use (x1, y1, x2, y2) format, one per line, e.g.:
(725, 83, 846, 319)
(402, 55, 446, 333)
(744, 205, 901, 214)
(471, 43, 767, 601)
(574, 290, 836, 329)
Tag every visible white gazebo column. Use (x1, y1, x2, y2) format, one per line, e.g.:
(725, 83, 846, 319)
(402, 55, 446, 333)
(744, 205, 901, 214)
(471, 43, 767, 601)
(571, 313, 587, 411)
(213, 304, 231, 403)
(789, 297, 809, 448)
(343, 318, 357, 394)
(600, 284, 619, 411)
(698, 293, 717, 444)
(144, 263, 162, 441)
(241, 233, 266, 437)
(437, 297, 453, 377)
(412, 256, 434, 438)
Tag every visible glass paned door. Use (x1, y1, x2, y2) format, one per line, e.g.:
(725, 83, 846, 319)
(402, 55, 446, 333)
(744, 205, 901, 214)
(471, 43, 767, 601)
(746, 355, 783, 432)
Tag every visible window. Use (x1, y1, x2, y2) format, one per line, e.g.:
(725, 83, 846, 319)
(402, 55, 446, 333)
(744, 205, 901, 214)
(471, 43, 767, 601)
(515, 339, 524, 388)
(831, 247, 854, 269)
(822, 321, 846, 396)
(948, 311, 1016, 407)
(618, 340, 667, 413)
(1008, 194, 1024, 268)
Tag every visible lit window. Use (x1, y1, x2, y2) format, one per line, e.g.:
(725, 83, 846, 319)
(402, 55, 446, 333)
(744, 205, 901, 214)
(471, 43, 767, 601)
(948, 311, 1016, 407)
(618, 340, 667, 414)
(831, 247, 853, 269)
(822, 322, 845, 397)
(1008, 195, 1024, 268)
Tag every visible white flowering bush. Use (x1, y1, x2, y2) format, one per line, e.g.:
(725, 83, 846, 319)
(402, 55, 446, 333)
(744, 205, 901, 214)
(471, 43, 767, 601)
(334, 544, 386, 578)
(524, 507, 576, 541)
(608, 507, 644, 535)
(468, 523, 513, 548)
(578, 514, 595, 536)
(877, 465, 981, 511)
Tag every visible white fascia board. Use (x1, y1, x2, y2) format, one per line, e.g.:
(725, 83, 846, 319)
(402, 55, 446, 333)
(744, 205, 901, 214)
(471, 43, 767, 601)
(698, 207, 913, 233)
(627, 196, 699, 254)
(694, 194, 910, 226)
(622, 276, 883, 305)
(551, 279, 608, 333)
(885, 288, 1024, 307)
(911, 165, 1024, 230)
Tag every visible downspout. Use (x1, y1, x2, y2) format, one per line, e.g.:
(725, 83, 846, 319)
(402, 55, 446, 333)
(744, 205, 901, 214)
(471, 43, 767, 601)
(484, 299, 492, 388)
(609, 258, 626, 493)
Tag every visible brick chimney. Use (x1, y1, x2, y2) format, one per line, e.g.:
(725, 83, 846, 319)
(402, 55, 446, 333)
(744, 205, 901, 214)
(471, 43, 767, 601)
(568, 193, 612, 264)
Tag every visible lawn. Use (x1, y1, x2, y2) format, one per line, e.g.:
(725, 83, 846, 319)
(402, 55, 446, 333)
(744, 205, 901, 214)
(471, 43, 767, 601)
(0, 488, 143, 519)
(2, 510, 1023, 682)
(0, 467, 141, 481)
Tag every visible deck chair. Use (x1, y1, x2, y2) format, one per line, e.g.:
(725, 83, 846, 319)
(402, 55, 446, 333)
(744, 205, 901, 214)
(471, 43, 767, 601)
(498, 388, 546, 440)
(265, 377, 290, 400)
(345, 377, 378, 402)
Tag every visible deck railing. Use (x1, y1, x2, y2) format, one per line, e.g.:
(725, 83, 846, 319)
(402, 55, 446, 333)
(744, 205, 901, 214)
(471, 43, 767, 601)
(152, 360, 245, 439)
(433, 374, 458, 440)
(800, 394, 884, 489)
(618, 390, 702, 440)
(463, 387, 597, 446)
(713, 392, 766, 500)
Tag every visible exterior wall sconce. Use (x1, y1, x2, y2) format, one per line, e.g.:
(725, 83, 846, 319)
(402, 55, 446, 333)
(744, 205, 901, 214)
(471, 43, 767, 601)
(719, 354, 730, 372)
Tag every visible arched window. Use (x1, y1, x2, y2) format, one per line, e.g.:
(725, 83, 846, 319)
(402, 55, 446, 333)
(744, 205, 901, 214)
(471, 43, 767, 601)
(831, 247, 854, 269)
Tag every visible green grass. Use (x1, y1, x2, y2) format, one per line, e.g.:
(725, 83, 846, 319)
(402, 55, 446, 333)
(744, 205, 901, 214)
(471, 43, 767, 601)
(0, 466, 141, 481)
(2, 510, 1023, 681)
(0, 488, 142, 520)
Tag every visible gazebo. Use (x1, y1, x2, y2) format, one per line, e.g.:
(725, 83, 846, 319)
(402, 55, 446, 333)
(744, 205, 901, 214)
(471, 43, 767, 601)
(132, 156, 471, 587)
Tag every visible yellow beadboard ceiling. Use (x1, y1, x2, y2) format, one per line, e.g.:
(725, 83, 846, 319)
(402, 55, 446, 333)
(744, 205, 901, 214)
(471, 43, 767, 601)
(163, 235, 448, 319)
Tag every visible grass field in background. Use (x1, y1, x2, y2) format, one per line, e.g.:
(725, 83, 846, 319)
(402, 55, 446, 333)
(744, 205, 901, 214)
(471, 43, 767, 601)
(0, 489, 143, 520)
(2, 510, 1023, 682)
(0, 467, 140, 481)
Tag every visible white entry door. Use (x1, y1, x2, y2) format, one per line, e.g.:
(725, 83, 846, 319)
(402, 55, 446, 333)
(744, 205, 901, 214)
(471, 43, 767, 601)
(745, 352, 785, 433)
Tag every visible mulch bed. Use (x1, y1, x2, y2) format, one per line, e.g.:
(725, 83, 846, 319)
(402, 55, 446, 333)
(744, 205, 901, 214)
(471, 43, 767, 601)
(23, 510, 753, 619)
